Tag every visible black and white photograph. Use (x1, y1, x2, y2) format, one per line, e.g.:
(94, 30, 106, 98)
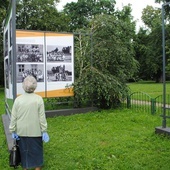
(10, 19, 12, 47)
(16, 44, 44, 62)
(47, 45, 72, 63)
(9, 50, 12, 84)
(16, 64, 44, 83)
(4, 30, 8, 57)
(5, 59, 9, 88)
(47, 64, 72, 82)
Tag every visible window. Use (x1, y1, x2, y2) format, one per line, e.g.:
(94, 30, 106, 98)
(18, 65, 24, 72)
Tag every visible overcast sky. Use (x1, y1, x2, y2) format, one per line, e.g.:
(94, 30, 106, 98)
(57, 0, 162, 29)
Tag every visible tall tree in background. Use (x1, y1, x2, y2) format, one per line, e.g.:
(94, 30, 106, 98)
(155, 0, 170, 80)
(134, 28, 151, 80)
(0, 0, 9, 87)
(135, 5, 163, 82)
(63, 0, 116, 31)
(16, 0, 69, 32)
(155, 0, 170, 5)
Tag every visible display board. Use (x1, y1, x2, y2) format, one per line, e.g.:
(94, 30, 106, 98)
(45, 32, 74, 97)
(3, 0, 16, 115)
(16, 30, 74, 97)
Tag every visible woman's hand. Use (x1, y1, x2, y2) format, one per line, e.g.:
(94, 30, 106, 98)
(42, 132, 50, 143)
(12, 132, 20, 140)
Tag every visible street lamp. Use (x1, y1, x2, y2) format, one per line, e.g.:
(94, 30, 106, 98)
(155, 2, 170, 134)
(161, 2, 170, 128)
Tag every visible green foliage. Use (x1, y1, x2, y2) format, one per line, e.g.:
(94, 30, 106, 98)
(135, 6, 163, 82)
(166, 58, 170, 74)
(92, 14, 137, 79)
(63, 0, 116, 31)
(142, 5, 161, 29)
(73, 9, 138, 109)
(44, 97, 77, 110)
(16, 0, 70, 32)
(0, 0, 9, 87)
(0, 36, 4, 87)
(74, 66, 129, 109)
(0, 88, 5, 112)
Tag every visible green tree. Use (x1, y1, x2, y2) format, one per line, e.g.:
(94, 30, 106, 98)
(155, 0, 170, 5)
(0, 0, 9, 87)
(134, 28, 151, 80)
(63, 0, 116, 31)
(135, 5, 163, 82)
(73, 6, 138, 108)
(16, 0, 69, 32)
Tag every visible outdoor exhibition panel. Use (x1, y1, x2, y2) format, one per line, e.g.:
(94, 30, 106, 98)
(16, 30, 74, 98)
(3, 0, 16, 115)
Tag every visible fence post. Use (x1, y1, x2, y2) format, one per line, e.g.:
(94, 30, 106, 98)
(151, 98, 156, 114)
(127, 95, 131, 108)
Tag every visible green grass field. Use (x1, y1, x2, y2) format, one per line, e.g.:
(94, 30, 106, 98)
(127, 81, 170, 98)
(1, 84, 170, 169)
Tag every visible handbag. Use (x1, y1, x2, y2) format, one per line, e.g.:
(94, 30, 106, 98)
(9, 139, 21, 168)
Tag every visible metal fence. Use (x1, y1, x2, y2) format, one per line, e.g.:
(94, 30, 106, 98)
(126, 92, 170, 115)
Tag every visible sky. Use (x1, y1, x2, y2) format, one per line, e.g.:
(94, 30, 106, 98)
(57, 0, 162, 30)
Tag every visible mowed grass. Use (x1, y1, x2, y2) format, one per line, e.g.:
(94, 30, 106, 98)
(1, 86, 170, 169)
(127, 81, 170, 98)
(127, 81, 170, 104)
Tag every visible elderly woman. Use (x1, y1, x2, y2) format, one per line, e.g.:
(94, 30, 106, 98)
(9, 75, 49, 170)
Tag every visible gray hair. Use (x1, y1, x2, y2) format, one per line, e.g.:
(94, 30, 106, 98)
(22, 75, 37, 93)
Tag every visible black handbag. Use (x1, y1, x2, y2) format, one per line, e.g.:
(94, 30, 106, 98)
(9, 139, 21, 168)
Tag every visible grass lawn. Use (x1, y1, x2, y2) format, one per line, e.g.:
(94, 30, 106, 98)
(127, 81, 170, 98)
(1, 86, 170, 169)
